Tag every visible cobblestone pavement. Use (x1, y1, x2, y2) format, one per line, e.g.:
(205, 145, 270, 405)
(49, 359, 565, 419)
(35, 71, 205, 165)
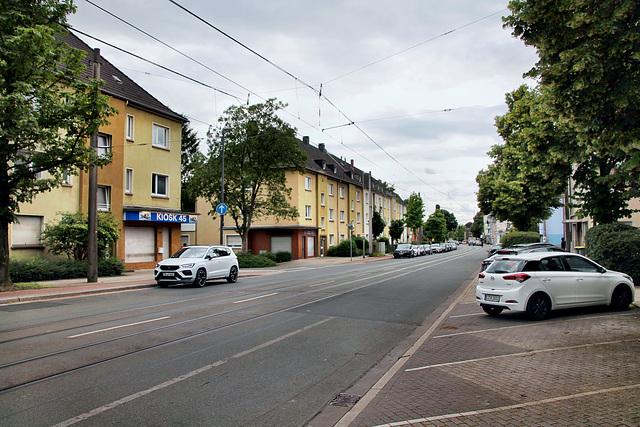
(335, 282, 640, 427)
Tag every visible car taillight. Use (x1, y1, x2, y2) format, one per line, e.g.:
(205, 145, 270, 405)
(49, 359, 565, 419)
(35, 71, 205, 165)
(478, 273, 485, 279)
(503, 273, 530, 283)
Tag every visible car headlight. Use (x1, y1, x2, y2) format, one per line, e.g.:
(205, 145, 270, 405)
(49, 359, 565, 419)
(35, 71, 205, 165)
(155, 264, 160, 269)
(181, 263, 195, 268)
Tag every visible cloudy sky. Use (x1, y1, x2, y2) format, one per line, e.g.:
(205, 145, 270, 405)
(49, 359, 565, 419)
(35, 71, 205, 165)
(67, 0, 539, 225)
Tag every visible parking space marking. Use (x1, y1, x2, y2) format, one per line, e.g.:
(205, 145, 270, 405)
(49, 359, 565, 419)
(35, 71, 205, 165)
(67, 317, 171, 338)
(405, 338, 638, 372)
(370, 383, 640, 427)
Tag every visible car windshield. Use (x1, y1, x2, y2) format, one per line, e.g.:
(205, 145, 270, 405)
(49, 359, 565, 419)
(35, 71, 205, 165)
(397, 244, 411, 249)
(485, 259, 524, 274)
(170, 247, 207, 259)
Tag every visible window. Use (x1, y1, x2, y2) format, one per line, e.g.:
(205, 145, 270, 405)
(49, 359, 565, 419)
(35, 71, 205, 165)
(125, 168, 133, 195)
(329, 184, 334, 196)
(340, 210, 345, 222)
(339, 186, 344, 198)
(366, 213, 369, 224)
(305, 176, 312, 191)
(356, 191, 360, 202)
(152, 173, 168, 197)
(321, 217, 325, 230)
(152, 124, 170, 149)
(351, 200, 355, 211)
(340, 234, 345, 242)
(97, 186, 110, 211)
(226, 235, 242, 249)
(12, 215, 43, 246)
(320, 193, 325, 206)
(357, 212, 361, 223)
(564, 256, 600, 273)
(329, 234, 335, 246)
(305, 205, 312, 219)
(126, 115, 135, 141)
(62, 169, 72, 186)
(97, 133, 111, 157)
(329, 209, 335, 221)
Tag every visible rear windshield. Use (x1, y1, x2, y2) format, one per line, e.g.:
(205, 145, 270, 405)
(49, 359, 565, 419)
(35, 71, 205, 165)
(485, 259, 524, 274)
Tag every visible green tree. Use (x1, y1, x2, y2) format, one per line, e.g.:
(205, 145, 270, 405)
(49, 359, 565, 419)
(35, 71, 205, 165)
(388, 219, 404, 244)
(0, 1, 115, 286)
(441, 209, 458, 232)
(371, 207, 386, 239)
(504, 1, 640, 223)
(469, 212, 484, 238)
(180, 123, 199, 212)
(423, 208, 447, 243)
(191, 99, 307, 253)
(477, 86, 571, 231)
(41, 211, 120, 260)
(404, 193, 424, 240)
(452, 225, 466, 241)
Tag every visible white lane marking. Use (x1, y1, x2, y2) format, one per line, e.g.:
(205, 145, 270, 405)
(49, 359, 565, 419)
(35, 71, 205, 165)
(370, 383, 640, 427)
(67, 317, 171, 339)
(449, 313, 484, 318)
(405, 338, 638, 372)
(233, 292, 278, 304)
(53, 317, 332, 427)
(309, 281, 335, 287)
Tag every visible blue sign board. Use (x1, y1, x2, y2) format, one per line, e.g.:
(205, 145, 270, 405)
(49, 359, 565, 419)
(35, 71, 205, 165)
(216, 203, 228, 215)
(124, 211, 198, 224)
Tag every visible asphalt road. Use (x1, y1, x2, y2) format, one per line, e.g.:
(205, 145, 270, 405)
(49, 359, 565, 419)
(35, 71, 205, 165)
(0, 246, 486, 426)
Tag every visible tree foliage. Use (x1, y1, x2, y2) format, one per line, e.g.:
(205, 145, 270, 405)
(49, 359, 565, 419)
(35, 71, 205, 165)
(371, 207, 386, 239)
(388, 219, 404, 244)
(41, 211, 120, 260)
(440, 208, 458, 231)
(404, 193, 424, 238)
(469, 212, 484, 238)
(423, 208, 447, 243)
(180, 123, 199, 212)
(191, 99, 307, 252)
(0, 1, 116, 286)
(503, 1, 640, 224)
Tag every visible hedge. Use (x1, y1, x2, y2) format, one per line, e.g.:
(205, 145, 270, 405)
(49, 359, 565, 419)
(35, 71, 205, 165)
(9, 257, 125, 283)
(585, 223, 640, 284)
(327, 239, 364, 257)
(500, 231, 540, 248)
(236, 252, 277, 268)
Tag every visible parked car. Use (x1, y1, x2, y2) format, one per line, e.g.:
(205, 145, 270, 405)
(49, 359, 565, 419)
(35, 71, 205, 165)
(481, 244, 565, 271)
(411, 244, 421, 257)
(431, 243, 442, 253)
(476, 252, 634, 320)
(155, 245, 239, 287)
(488, 244, 502, 255)
(394, 243, 414, 258)
(421, 244, 432, 255)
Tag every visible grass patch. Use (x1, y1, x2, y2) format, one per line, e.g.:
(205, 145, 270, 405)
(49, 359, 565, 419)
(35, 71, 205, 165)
(0, 283, 52, 292)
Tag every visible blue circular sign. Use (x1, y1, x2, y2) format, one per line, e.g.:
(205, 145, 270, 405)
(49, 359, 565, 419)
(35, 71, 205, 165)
(216, 203, 228, 215)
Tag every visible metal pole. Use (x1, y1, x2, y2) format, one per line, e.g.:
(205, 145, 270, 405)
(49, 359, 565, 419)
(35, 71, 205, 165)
(87, 48, 100, 283)
(219, 132, 225, 245)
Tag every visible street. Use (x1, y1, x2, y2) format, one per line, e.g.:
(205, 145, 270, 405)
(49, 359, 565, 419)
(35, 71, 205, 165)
(0, 246, 484, 426)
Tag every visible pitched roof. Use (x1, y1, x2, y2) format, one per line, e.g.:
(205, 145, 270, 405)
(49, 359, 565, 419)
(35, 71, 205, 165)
(59, 31, 187, 123)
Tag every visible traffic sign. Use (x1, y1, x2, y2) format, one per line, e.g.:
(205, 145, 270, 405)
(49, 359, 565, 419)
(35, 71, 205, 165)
(216, 203, 228, 215)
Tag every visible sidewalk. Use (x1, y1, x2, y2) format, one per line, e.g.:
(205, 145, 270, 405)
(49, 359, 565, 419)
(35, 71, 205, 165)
(0, 255, 391, 305)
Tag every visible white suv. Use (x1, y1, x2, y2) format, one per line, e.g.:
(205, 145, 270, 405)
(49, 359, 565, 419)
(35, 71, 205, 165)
(155, 245, 239, 287)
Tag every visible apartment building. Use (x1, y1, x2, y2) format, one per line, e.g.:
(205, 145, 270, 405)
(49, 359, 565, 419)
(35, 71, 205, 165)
(194, 137, 407, 258)
(10, 32, 192, 269)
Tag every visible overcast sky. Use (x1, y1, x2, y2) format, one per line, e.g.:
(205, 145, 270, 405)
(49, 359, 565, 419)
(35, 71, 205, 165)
(67, 0, 539, 225)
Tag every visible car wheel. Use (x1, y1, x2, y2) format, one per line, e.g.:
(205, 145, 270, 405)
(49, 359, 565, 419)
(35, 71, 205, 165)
(526, 293, 551, 321)
(482, 306, 504, 316)
(158, 282, 169, 288)
(193, 269, 207, 287)
(226, 265, 238, 283)
(610, 285, 632, 310)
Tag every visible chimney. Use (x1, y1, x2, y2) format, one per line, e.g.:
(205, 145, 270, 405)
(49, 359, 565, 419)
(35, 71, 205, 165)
(351, 159, 354, 168)
(318, 143, 325, 152)
(303, 136, 310, 145)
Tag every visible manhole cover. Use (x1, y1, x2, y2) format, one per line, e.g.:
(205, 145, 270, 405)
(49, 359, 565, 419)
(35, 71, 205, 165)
(329, 393, 361, 407)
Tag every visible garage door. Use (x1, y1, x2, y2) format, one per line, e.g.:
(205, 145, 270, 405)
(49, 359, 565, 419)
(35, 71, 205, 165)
(125, 226, 155, 263)
(271, 236, 292, 253)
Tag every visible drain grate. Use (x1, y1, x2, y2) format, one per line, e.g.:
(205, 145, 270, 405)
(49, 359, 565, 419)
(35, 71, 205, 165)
(329, 393, 361, 407)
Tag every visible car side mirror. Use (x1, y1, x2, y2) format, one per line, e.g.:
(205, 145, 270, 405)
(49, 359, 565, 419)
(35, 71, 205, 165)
(205, 255, 213, 260)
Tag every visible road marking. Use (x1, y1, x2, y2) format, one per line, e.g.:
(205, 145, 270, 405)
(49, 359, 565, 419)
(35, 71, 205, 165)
(309, 281, 335, 287)
(449, 313, 483, 318)
(67, 317, 171, 338)
(370, 383, 640, 427)
(405, 338, 638, 372)
(233, 292, 278, 304)
(53, 317, 332, 427)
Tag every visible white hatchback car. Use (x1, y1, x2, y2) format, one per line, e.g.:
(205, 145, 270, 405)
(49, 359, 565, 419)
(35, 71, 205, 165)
(476, 252, 634, 320)
(155, 245, 239, 287)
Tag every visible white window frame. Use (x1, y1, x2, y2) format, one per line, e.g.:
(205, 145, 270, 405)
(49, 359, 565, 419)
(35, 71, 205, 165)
(351, 200, 355, 211)
(339, 186, 345, 198)
(305, 176, 312, 191)
(321, 217, 325, 230)
(125, 168, 133, 195)
(152, 123, 170, 149)
(97, 133, 111, 157)
(305, 205, 312, 219)
(357, 212, 361, 223)
(126, 114, 135, 141)
(152, 173, 169, 197)
(329, 184, 334, 196)
(329, 234, 335, 246)
(226, 234, 242, 249)
(340, 210, 345, 223)
(329, 208, 335, 222)
(320, 193, 325, 206)
(356, 191, 360, 202)
(62, 169, 72, 186)
(12, 215, 43, 246)
(97, 186, 110, 211)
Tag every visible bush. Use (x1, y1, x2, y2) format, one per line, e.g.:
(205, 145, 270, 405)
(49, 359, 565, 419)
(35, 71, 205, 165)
(500, 231, 540, 248)
(236, 252, 277, 268)
(352, 236, 369, 253)
(327, 239, 363, 257)
(274, 251, 293, 263)
(261, 252, 277, 262)
(9, 257, 124, 283)
(585, 223, 640, 284)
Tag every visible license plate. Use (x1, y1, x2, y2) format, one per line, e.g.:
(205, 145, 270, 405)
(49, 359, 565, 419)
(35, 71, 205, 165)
(163, 272, 175, 277)
(485, 294, 500, 302)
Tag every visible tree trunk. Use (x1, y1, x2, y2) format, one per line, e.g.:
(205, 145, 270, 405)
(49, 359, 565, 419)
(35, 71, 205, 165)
(0, 219, 11, 287)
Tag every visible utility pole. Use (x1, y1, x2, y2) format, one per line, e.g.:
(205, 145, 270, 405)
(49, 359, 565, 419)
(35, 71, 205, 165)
(87, 48, 100, 283)
(219, 131, 225, 245)
(368, 172, 373, 256)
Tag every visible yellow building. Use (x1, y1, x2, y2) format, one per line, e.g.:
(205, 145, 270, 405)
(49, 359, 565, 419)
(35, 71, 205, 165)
(194, 137, 406, 258)
(9, 33, 192, 269)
